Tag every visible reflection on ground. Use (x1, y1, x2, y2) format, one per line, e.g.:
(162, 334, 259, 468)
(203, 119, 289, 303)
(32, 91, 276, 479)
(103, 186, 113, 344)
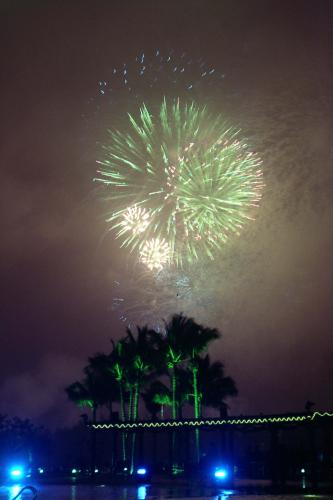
(0, 484, 331, 500)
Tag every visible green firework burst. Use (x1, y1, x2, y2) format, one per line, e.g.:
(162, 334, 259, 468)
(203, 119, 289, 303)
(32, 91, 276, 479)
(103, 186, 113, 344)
(95, 98, 264, 268)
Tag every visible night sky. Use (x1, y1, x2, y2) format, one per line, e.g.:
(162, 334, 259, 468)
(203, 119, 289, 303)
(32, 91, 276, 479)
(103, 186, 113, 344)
(1, 0, 333, 427)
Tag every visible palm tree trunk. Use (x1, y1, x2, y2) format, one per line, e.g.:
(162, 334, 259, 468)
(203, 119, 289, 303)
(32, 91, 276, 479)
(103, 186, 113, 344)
(192, 366, 200, 463)
(119, 384, 125, 421)
(170, 368, 177, 472)
(192, 366, 200, 418)
(119, 384, 126, 461)
(128, 387, 133, 421)
(171, 369, 177, 419)
(133, 380, 139, 421)
(130, 380, 140, 474)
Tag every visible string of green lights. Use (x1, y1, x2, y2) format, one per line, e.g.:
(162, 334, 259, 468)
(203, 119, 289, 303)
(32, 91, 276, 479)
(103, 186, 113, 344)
(91, 411, 333, 430)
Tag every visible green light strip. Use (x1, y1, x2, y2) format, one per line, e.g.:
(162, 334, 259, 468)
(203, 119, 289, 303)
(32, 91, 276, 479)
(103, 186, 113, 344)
(91, 411, 333, 430)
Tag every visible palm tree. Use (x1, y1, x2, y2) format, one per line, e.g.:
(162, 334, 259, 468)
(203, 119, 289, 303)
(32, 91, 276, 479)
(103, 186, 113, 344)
(142, 380, 172, 420)
(189, 354, 238, 417)
(108, 338, 132, 462)
(87, 353, 120, 419)
(123, 325, 163, 473)
(186, 322, 220, 463)
(124, 325, 162, 422)
(109, 339, 129, 423)
(65, 367, 107, 423)
(186, 333, 220, 419)
(161, 314, 195, 419)
(174, 366, 192, 418)
(162, 314, 220, 463)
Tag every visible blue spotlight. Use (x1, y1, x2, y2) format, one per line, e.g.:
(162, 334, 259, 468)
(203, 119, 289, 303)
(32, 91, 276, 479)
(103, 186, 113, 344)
(137, 467, 147, 475)
(214, 467, 228, 479)
(9, 467, 24, 479)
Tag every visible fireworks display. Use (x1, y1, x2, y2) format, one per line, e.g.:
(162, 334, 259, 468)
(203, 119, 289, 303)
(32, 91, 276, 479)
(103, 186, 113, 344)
(92, 50, 264, 327)
(96, 98, 263, 267)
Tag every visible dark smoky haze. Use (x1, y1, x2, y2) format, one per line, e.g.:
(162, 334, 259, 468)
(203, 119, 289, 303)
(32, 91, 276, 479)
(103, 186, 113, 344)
(0, 0, 332, 426)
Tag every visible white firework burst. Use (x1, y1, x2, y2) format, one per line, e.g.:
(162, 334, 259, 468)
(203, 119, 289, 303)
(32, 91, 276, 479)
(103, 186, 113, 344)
(140, 238, 171, 271)
(121, 205, 151, 235)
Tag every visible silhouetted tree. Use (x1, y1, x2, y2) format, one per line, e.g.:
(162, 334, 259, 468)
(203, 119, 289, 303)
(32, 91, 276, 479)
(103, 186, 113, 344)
(189, 354, 237, 417)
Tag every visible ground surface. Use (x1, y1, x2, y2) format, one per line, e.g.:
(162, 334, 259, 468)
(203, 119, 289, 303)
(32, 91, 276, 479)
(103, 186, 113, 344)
(1, 484, 332, 500)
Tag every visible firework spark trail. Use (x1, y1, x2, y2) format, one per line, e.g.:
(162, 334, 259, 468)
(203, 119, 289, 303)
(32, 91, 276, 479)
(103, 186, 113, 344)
(86, 49, 225, 111)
